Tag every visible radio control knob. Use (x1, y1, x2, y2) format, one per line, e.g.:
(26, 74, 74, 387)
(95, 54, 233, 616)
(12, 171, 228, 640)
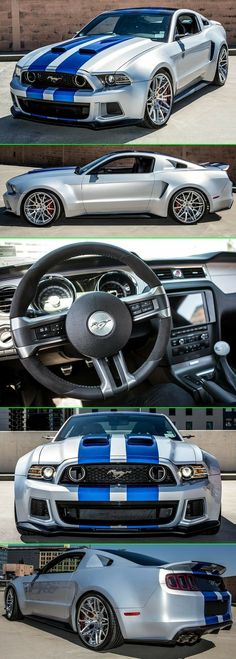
(201, 332, 208, 340)
(179, 338, 185, 345)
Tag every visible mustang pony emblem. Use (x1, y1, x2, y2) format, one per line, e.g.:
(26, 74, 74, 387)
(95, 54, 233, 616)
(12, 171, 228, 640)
(47, 75, 63, 83)
(107, 469, 132, 478)
(91, 319, 112, 330)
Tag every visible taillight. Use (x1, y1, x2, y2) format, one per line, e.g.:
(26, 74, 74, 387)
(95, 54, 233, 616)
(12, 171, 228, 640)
(165, 573, 199, 591)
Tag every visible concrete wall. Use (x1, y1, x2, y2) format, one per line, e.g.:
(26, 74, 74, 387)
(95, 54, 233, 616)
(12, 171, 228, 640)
(1, 0, 236, 51)
(0, 430, 236, 473)
(0, 145, 236, 184)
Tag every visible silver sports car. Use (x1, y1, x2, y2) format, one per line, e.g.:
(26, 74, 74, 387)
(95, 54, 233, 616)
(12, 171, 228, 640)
(3, 151, 233, 226)
(14, 412, 221, 536)
(4, 547, 232, 651)
(10, 8, 228, 128)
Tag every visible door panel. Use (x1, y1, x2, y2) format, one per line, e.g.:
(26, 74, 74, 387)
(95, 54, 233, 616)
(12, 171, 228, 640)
(81, 172, 155, 214)
(24, 573, 76, 620)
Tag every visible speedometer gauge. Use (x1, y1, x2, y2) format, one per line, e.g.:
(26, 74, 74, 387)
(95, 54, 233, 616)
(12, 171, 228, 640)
(96, 271, 137, 297)
(33, 275, 76, 313)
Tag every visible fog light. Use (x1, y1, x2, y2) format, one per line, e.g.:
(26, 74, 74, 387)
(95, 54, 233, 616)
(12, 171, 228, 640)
(186, 499, 204, 519)
(159, 507, 173, 519)
(149, 465, 166, 482)
(30, 499, 49, 518)
(68, 466, 86, 483)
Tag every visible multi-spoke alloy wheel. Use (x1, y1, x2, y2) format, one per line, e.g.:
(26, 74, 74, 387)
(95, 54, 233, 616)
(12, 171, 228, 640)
(170, 189, 207, 224)
(144, 71, 173, 128)
(77, 593, 122, 651)
(22, 190, 62, 226)
(214, 46, 228, 86)
(77, 595, 110, 648)
(5, 587, 22, 620)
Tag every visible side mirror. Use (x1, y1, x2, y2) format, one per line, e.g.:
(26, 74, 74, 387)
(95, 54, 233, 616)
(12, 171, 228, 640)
(75, 166, 81, 174)
(42, 435, 55, 441)
(31, 569, 42, 584)
(175, 33, 182, 41)
(182, 434, 195, 439)
(90, 173, 98, 182)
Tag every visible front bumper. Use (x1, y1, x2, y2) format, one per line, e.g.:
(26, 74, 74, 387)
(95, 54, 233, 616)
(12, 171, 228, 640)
(15, 473, 221, 535)
(3, 191, 20, 216)
(10, 76, 148, 126)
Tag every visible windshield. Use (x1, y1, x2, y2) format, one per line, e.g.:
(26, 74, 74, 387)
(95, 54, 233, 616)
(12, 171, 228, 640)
(79, 11, 172, 42)
(0, 239, 234, 267)
(54, 413, 180, 441)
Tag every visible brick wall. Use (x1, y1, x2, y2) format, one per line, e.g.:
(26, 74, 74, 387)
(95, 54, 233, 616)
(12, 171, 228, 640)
(0, 145, 236, 182)
(1, 0, 236, 51)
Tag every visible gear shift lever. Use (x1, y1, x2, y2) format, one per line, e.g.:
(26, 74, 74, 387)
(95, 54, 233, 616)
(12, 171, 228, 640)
(198, 340, 236, 403)
(214, 341, 236, 392)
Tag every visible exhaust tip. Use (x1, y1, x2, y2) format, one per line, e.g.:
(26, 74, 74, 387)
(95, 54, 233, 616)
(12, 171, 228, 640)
(177, 632, 199, 645)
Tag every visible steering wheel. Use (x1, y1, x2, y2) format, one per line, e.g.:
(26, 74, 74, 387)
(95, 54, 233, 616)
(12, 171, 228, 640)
(10, 242, 171, 400)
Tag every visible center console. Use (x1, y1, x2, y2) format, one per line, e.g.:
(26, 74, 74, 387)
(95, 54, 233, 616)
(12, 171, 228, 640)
(167, 290, 216, 362)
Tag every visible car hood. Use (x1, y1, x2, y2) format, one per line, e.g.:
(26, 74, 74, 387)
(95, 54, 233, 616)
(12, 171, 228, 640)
(32, 435, 203, 465)
(18, 35, 162, 75)
(8, 167, 77, 187)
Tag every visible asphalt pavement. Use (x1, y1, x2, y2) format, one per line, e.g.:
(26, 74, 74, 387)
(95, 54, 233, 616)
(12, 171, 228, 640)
(0, 59, 236, 145)
(0, 591, 234, 659)
(0, 165, 235, 238)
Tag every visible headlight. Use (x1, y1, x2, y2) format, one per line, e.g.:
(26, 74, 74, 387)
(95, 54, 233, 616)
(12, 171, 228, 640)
(14, 65, 21, 78)
(178, 464, 208, 480)
(6, 183, 17, 194)
(28, 465, 56, 480)
(97, 73, 131, 87)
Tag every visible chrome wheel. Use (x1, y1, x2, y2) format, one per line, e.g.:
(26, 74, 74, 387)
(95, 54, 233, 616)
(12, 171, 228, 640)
(146, 72, 173, 126)
(6, 588, 14, 618)
(172, 190, 206, 224)
(218, 47, 228, 84)
(77, 595, 110, 648)
(24, 191, 58, 225)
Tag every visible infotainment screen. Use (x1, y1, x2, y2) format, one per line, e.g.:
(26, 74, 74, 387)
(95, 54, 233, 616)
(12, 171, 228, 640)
(169, 293, 207, 328)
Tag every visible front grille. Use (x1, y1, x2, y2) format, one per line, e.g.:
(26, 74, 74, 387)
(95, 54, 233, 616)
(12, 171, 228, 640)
(56, 501, 178, 526)
(59, 462, 176, 485)
(205, 600, 229, 616)
(19, 98, 90, 120)
(21, 71, 93, 91)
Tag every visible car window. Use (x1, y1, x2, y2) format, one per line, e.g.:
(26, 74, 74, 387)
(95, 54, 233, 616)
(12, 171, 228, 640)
(43, 553, 84, 573)
(175, 14, 201, 38)
(55, 413, 180, 441)
(79, 12, 172, 42)
(91, 156, 155, 175)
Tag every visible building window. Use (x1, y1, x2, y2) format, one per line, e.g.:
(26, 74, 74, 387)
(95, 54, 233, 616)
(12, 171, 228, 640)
(206, 408, 213, 416)
(169, 408, 176, 415)
(186, 409, 192, 416)
(206, 421, 213, 430)
(186, 421, 193, 430)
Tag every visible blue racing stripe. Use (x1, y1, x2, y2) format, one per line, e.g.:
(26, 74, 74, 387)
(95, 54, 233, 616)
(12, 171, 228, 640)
(77, 434, 111, 502)
(28, 35, 133, 73)
(126, 434, 159, 503)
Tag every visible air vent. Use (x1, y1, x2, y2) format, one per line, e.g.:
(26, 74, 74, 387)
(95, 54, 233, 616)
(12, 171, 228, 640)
(0, 287, 16, 314)
(126, 434, 154, 446)
(181, 267, 205, 279)
(82, 434, 110, 446)
(154, 267, 205, 281)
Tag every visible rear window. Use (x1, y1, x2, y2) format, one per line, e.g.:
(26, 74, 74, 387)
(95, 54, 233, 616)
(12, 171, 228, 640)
(100, 549, 167, 566)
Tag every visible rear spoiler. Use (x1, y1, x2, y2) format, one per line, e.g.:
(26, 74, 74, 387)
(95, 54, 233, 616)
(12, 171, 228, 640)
(163, 560, 226, 575)
(200, 161, 229, 171)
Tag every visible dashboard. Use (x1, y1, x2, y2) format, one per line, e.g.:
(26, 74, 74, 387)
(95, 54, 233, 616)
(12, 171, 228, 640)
(0, 252, 236, 383)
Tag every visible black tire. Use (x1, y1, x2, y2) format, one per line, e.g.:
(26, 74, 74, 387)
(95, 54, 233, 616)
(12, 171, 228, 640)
(76, 591, 123, 651)
(169, 188, 207, 225)
(143, 69, 173, 129)
(21, 189, 63, 227)
(213, 45, 228, 87)
(5, 587, 23, 621)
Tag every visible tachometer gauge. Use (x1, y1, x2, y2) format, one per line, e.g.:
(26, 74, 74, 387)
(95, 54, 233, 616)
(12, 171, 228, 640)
(96, 271, 137, 297)
(33, 275, 76, 313)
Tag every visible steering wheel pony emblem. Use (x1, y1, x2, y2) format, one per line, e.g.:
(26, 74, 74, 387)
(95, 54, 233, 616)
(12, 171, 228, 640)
(107, 469, 132, 479)
(88, 311, 115, 336)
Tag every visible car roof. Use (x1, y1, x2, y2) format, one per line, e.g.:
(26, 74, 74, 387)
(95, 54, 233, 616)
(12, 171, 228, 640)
(104, 7, 177, 14)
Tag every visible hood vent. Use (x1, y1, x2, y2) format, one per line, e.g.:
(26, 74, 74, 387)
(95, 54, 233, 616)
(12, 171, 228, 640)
(79, 47, 96, 55)
(51, 46, 65, 53)
(155, 267, 205, 281)
(82, 434, 110, 446)
(0, 286, 16, 314)
(126, 434, 155, 446)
